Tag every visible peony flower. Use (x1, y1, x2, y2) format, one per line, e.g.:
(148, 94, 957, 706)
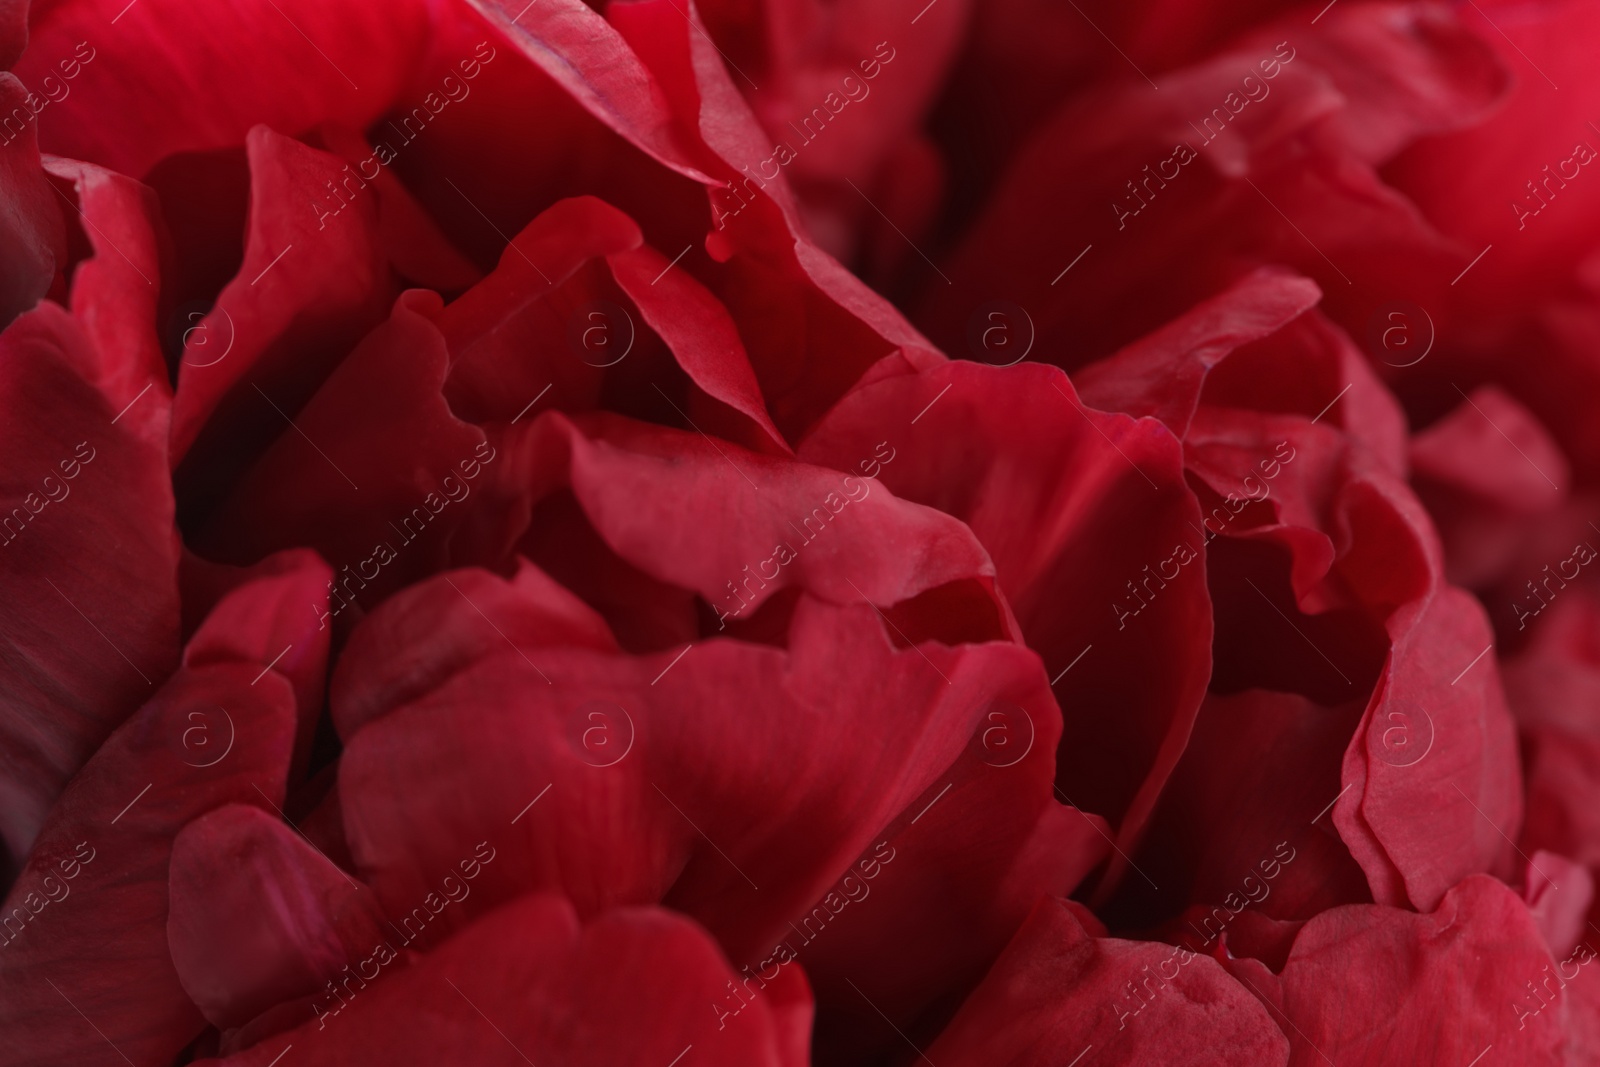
(1, 0, 1597, 1064)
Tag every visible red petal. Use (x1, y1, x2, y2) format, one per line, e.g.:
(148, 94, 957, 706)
(331, 558, 617, 740)
(0, 301, 179, 863)
(1075, 266, 1322, 437)
(496, 411, 1004, 633)
(470, 0, 714, 182)
(921, 5, 1500, 367)
(925, 896, 1290, 1066)
(171, 126, 395, 472)
(168, 804, 385, 1032)
(1387, 0, 1600, 307)
(803, 703, 1109, 1061)
(338, 596, 1050, 967)
(197, 895, 806, 1066)
(1269, 876, 1566, 1065)
(0, 659, 297, 1065)
(1115, 689, 1371, 933)
(0, 73, 64, 327)
(44, 157, 166, 405)
(1338, 584, 1523, 909)
(316, 123, 481, 294)
(696, 0, 966, 265)
(0, 0, 24, 68)
(436, 195, 641, 424)
(1519, 850, 1594, 962)
(182, 548, 334, 781)
(580, 415, 993, 616)
(1084, 288, 1523, 911)
(609, 0, 946, 436)
(197, 288, 491, 606)
(1410, 385, 1568, 589)
(803, 361, 1211, 886)
(16, 0, 432, 178)
(608, 241, 789, 453)
(1504, 588, 1600, 871)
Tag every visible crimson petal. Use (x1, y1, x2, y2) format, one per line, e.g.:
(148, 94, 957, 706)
(171, 126, 396, 474)
(197, 894, 806, 1066)
(16, 0, 432, 178)
(925, 896, 1290, 1066)
(0, 73, 61, 328)
(1265, 876, 1566, 1065)
(0, 660, 297, 1065)
(0, 299, 179, 866)
(803, 360, 1211, 886)
(338, 597, 1046, 966)
(167, 804, 385, 1033)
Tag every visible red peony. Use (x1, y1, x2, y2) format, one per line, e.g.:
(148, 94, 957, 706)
(1, 0, 1597, 1064)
